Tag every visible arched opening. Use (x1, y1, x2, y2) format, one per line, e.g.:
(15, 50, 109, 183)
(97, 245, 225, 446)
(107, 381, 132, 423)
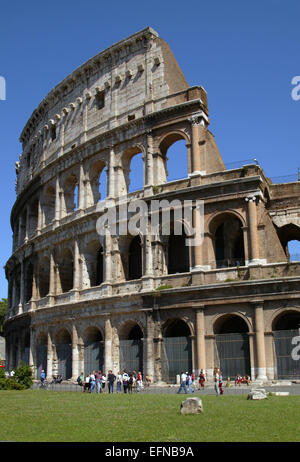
(159, 134, 188, 184)
(214, 314, 250, 380)
(122, 147, 144, 194)
(128, 235, 142, 280)
(43, 185, 56, 225)
(23, 332, 30, 365)
(128, 152, 143, 193)
(89, 160, 106, 204)
(28, 198, 38, 237)
(119, 322, 143, 374)
(167, 223, 190, 274)
(273, 310, 300, 379)
(64, 174, 78, 214)
(58, 248, 74, 293)
(20, 209, 27, 243)
(162, 319, 192, 383)
(14, 265, 21, 307)
(83, 327, 103, 376)
(38, 256, 50, 298)
(85, 241, 104, 287)
(24, 260, 34, 303)
(56, 329, 72, 380)
(277, 224, 300, 262)
(36, 333, 47, 379)
(211, 214, 245, 268)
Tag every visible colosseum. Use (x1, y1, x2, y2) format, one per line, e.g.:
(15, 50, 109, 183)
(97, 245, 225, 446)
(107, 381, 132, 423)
(4, 27, 300, 384)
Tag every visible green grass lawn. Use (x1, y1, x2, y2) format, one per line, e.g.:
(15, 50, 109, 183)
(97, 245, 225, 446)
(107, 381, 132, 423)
(0, 390, 299, 442)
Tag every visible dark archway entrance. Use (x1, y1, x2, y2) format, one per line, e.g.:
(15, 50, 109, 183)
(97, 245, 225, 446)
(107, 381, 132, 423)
(36, 334, 47, 379)
(56, 329, 72, 380)
(214, 315, 250, 379)
(119, 323, 143, 374)
(84, 327, 104, 376)
(273, 311, 300, 379)
(162, 319, 192, 383)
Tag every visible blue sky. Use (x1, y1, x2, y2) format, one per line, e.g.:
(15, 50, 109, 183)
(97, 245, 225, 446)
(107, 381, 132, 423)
(0, 0, 300, 298)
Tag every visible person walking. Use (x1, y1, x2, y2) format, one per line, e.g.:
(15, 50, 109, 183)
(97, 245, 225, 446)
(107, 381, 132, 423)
(101, 373, 107, 392)
(116, 371, 122, 393)
(95, 370, 102, 393)
(214, 367, 220, 396)
(219, 371, 224, 395)
(122, 371, 129, 393)
(177, 371, 188, 394)
(107, 370, 116, 393)
(90, 371, 96, 393)
(40, 370, 46, 387)
(199, 369, 205, 390)
(187, 373, 194, 393)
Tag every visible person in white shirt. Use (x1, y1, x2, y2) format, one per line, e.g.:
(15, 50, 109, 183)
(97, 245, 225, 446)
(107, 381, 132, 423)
(214, 367, 220, 396)
(177, 371, 188, 394)
(116, 371, 122, 393)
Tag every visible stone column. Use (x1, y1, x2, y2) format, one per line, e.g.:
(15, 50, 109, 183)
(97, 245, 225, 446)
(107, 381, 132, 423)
(48, 251, 56, 305)
(46, 331, 53, 381)
(145, 131, 154, 189)
(54, 175, 61, 223)
(107, 146, 115, 199)
(191, 202, 208, 271)
(18, 215, 23, 247)
(29, 327, 36, 378)
(145, 312, 155, 380)
(18, 259, 25, 314)
(189, 115, 207, 175)
(104, 318, 113, 374)
(71, 325, 79, 381)
(73, 239, 81, 292)
(253, 300, 268, 381)
(78, 163, 85, 210)
(246, 196, 260, 264)
(195, 308, 206, 375)
(37, 198, 43, 234)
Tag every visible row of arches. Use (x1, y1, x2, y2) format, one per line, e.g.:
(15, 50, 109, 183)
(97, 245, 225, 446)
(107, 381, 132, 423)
(10, 310, 297, 382)
(14, 137, 189, 249)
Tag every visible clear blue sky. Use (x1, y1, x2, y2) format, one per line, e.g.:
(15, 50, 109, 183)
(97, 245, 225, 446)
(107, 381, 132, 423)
(0, 0, 300, 298)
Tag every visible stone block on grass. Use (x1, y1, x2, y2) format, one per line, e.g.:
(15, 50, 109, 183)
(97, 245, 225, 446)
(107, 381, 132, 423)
(180, 397, 203, 415)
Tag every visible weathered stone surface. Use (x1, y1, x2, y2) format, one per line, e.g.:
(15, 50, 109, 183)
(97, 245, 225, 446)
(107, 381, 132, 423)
(247, 389, 268, 400)
(180, 398, 203, 415)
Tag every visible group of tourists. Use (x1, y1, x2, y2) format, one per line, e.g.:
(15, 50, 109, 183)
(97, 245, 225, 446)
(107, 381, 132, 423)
(234, 374, 251, 386)
(177, 371, 207, 394)
(77, 370, 152, 393)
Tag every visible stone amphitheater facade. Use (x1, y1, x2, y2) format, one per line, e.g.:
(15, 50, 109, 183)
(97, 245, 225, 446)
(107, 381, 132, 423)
(4, 27, 300, 383)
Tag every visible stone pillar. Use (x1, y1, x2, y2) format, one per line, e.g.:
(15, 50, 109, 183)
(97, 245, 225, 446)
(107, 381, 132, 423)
(246, 196, 262, 265)
(191, 202, 208, 271)
(195, 308, 206, 374)
(54, 176, 61, 223)
(37, 198, 43, 234)
(145, 131, 154, 189)
(78, 163, 85, 210)
(104, 318, 113, 374)
(145, 312, 155, 380)
(253, 301, 267, 381)
(29, 327, 36, 378)
(18, 215, 23, 247)
(71, 325, 79, 381)
(189, 115, 207, 175)
(48, 251, 56, 305)
(73, 239, 81, 292)
(18, 259, 24, 314)
(25, 206, 29, 242)
(107, 146, 115, 199)
(46, 331, 53, 381)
